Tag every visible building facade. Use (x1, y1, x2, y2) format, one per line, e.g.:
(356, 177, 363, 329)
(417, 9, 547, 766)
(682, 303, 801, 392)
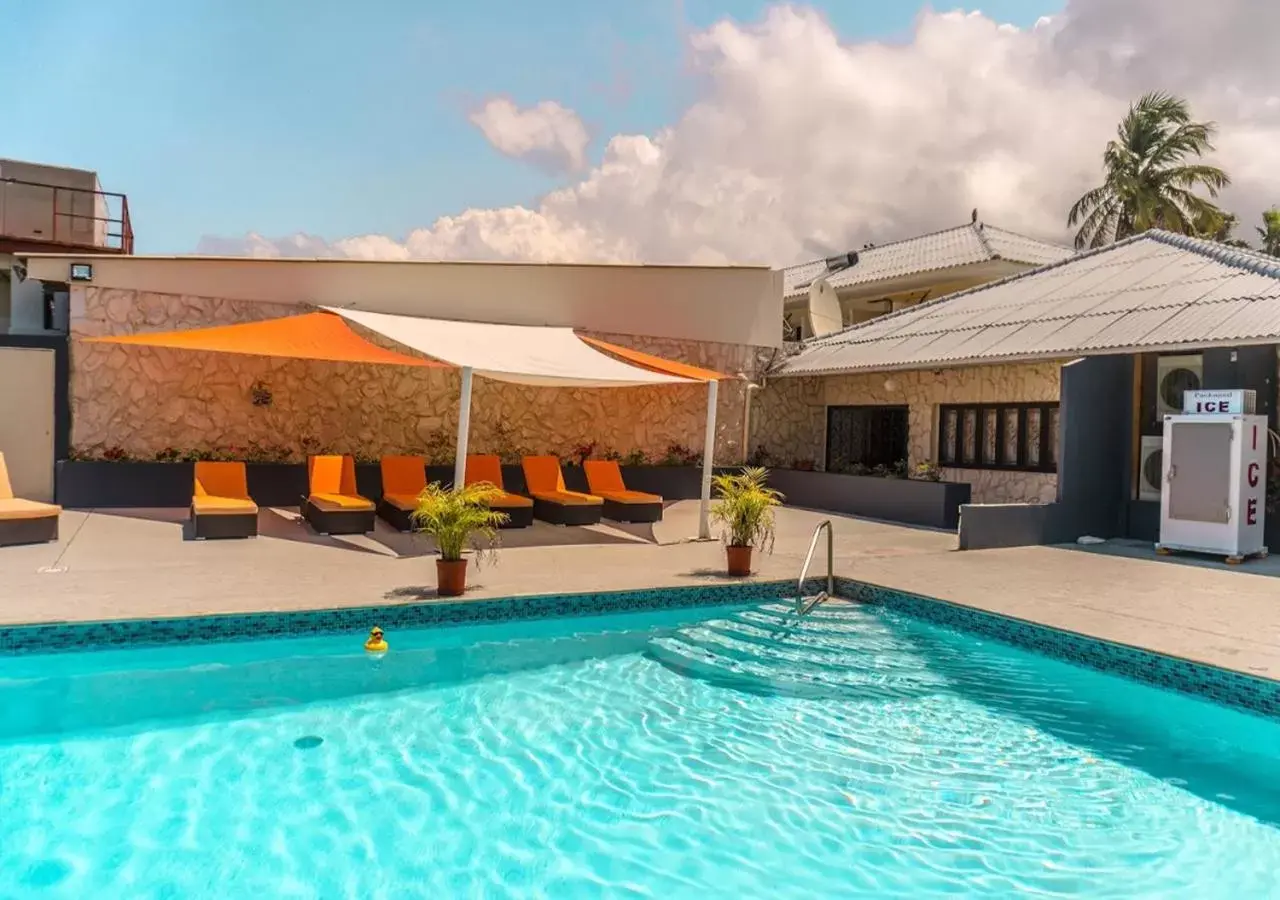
(11, 253, 781, 501)
(756, 230, 1280, 542)
(780, 219, 1073, 340)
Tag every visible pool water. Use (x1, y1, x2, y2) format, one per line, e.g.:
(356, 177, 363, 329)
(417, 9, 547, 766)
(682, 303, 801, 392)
(2, 601, 1279, 898)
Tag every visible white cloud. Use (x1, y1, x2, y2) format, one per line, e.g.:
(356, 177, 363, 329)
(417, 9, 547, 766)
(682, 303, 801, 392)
(467, 97, 591, 174)
(199, 0, 1280, 265)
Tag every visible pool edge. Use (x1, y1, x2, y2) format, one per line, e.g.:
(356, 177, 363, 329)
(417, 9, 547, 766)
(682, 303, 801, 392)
(835, 576, 1280, 720)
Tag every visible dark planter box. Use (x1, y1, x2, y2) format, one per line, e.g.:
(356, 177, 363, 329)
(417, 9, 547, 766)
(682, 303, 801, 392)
(564, 465, 731, 499)
(56, 461, 195, 508)
(766, 468, 971, 530)
(56, 461, 385, 509)
(55, 461, 731, 509)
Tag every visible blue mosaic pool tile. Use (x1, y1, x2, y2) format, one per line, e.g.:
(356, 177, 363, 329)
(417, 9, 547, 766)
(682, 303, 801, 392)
(0, 579, 802, 656)
(6, 573, 1274, 721)
(832, 576, 1280, 719)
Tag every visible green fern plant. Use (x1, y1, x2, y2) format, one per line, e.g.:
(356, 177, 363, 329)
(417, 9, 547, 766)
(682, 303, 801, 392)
(411, 482, 508, 564)
(710, 466, 784, 551)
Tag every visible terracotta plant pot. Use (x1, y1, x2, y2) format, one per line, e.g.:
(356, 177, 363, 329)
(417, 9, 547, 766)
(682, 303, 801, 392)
(725, 545, 753, 577)
(436, 559, 468, 596)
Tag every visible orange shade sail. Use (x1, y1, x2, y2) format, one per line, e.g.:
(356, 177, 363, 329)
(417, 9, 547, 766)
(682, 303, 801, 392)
(576, 335, 727, 382)
(83, 312, 446, 367)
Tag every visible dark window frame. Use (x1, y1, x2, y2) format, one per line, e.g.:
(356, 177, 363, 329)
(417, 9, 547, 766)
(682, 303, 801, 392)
(825, 404, 910, 473)
(938, 402, 1058, 473)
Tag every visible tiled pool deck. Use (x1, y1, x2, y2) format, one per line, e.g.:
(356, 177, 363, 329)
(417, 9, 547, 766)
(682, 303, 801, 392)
(3, 501, 1279, 685)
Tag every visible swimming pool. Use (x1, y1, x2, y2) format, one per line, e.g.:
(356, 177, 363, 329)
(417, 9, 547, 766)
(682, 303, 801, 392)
(2, 599, 1278, 897)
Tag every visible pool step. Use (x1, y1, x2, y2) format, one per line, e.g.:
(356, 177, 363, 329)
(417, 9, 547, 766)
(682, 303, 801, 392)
(646, 603, 947, 701)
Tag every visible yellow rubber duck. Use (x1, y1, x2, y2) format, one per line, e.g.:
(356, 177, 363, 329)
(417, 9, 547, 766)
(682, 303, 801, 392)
(364, 626, 388, 655)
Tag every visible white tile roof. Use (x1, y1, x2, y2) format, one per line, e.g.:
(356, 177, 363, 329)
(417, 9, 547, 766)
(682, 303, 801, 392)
(781, 258, 829, 295)
(779, 223, 1073, 299)
(778, 231, 1280, 376)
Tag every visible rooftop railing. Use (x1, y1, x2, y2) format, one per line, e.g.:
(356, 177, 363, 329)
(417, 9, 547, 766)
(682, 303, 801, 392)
(0, 177, 133, 254)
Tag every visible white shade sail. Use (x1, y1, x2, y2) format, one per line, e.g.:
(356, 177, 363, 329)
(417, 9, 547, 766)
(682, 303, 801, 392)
(328, 308, 694, 387)
(328, 306, 718, 539)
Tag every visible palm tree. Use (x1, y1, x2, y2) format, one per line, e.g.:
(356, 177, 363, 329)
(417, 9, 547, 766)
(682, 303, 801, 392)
(1068, 92, 1231, 249)
(1258, 208, 1280, 257)
(1207, 212, 1252, 250)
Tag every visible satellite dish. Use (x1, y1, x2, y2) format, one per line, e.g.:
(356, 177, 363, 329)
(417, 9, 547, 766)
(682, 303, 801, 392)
(807, 279, 843, 338)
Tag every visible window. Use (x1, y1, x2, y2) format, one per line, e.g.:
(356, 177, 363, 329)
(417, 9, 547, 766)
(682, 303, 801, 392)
(937, 403, 1058, 472)
(826, 405, 909, 473)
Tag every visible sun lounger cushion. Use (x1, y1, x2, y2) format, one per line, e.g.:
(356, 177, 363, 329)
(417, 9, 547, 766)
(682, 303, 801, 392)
(192, 461, 258, 516)
(583, 460, 662, 505)
(465, 455, 534, 508)
(381, 493, 419, 511)
(380, 456, 426, 504)
(378, 455, 427, 523)
(0, 497, 61, 520)
(0, 453, 60, 519)
(307, 456, 373, 509)
(521, 456, 603, 506)
(190, 495, 258, 515)
(308, 492, 375, 512)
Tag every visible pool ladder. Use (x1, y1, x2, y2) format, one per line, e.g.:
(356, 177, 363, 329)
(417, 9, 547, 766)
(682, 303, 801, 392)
(796, 520, 834, 616)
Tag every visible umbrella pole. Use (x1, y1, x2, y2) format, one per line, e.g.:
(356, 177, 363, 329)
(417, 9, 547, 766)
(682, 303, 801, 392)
(698, 379, 718, 539)
(453, 367, 473, 490)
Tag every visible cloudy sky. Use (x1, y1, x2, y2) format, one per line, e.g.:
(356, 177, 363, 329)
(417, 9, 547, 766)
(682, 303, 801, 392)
(6, 1, 1278, 264)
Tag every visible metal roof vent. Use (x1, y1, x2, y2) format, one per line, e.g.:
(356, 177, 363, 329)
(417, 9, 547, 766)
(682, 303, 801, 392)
(823, 251, 859, 274)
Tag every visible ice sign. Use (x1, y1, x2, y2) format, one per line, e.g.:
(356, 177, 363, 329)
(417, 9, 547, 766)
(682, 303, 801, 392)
(1182, 389, 1255, 415)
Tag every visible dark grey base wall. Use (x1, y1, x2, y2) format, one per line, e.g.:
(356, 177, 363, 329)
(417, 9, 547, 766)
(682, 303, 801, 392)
(959, 498, 1280, 550)
(767, 469, 970, 530)
(958, 503, 1073, 550)
(1125, 501, 1160, 543)
(55, 462, 969, 531)
(54, 462, 721, 509)
(958, 498, 1137, 550)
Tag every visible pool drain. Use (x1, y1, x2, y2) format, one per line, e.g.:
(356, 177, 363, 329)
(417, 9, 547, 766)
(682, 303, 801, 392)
(294, 735, 324, 750)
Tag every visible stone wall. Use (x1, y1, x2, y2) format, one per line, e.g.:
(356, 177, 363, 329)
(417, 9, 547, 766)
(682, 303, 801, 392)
(69, 287, 770, 463)
(752, 362, 1063, 504)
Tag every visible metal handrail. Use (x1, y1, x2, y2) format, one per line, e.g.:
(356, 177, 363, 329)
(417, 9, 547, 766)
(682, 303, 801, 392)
(0, 177, 133, 253)
(796, 519, 834, 615)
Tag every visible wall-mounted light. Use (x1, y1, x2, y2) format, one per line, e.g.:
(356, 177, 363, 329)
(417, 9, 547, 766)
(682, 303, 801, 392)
(883, 377, 899, 393)
(69, 263, 93, 282)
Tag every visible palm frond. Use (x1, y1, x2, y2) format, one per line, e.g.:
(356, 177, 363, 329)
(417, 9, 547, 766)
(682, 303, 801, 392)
(1072, 91, 1230, 248)
(1163, 163, 1231, 195)
(709, 466, 784, 552)
(411, 481, 508, 564)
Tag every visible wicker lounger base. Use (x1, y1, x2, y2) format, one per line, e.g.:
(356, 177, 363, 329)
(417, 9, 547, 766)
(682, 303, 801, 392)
(532, 498, 602, 526)
(494, 504, 534, 529)
(0, 515, 59, 547)
(601, 499, 663, 524)
(303, 499, 376, 535)
(377, 501, 415, 533)
(192, 510, 258, 539)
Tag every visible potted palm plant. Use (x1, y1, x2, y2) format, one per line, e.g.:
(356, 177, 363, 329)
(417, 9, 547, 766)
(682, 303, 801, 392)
(412, 482, 508, 596)
(710, 466, 784, 577)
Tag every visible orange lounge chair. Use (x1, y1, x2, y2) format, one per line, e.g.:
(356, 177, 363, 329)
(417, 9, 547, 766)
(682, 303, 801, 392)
(583, 460, 664, 524)
(191, 461, 258, 539)
(378, 455, 427, 531)
(520, 455, 603, 526)
(464, 455, 533, 528)
(0, 451, 60, 547)
(303, 455, 375, 535)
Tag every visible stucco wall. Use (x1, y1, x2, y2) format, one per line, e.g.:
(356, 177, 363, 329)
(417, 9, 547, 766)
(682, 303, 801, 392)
(69, 287, 770, 464)
(30, 255, 783, 348)
(752, 362, 1063, 504)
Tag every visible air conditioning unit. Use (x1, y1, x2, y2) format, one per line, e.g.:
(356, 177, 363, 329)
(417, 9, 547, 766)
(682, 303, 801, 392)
(1156, 354, 1203, 418)
(1157, 412, 1269, 563)
(1138, 435, 1163, 501)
